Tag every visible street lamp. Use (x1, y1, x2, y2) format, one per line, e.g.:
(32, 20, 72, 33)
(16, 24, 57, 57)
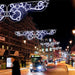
(65, 49, 67, 51)
(72, 29, 75, 44)
(69, 40, 72, 53)
(69, 40, 72, 44)
(67, 46, 69, 49)
(23, 39, 26, 59)
(35, 46, 37, 49)
(67, 46, 69, 52)
(72, 29, 75, 35)
(23, 40, 26, 44)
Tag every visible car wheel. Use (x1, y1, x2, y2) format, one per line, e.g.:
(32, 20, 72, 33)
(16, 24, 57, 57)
(44, 68, 47, 71)
(30, 69, 33, 72)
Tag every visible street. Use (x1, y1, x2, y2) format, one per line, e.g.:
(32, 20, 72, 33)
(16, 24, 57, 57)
(0, 62, 75, 75)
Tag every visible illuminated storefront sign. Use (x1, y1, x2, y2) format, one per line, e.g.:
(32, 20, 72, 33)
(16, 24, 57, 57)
(6, 57, 13, 68)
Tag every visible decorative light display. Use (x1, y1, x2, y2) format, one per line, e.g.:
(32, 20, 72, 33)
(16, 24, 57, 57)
(0, 4, 5, 21)
(51, 47, 62, 50)
(15, 29, 56, 40)
(40, 42, 60, 47)
(0, 0, 49, 21)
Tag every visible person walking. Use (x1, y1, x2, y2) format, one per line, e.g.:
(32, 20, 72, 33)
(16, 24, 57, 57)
(71, 58, 74, 66)
(12, 57, 21, 75)
(21, 60, 24, 67)
(24, 59, 26, 67)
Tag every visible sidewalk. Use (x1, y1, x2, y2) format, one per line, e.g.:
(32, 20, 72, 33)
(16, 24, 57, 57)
(0, 65, 30, 73)
(66, 64, 75, 71)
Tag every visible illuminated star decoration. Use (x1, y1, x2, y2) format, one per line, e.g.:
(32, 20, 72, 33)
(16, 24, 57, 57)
(15, 29, 56, 40)
(0, 0, 49, 21)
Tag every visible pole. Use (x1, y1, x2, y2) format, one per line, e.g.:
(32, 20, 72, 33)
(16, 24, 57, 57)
(74, 35, 75, 45)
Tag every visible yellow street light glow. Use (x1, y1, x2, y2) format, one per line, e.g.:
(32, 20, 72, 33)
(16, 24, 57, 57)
(72, 29, 75, 35)
(35, 46, 37, 49)
(23, 40, 26, 44)
(67, 46, 69, 49)
(69, 40, 72, 44)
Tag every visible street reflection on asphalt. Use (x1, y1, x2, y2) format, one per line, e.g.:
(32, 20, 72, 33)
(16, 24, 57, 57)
(27, 71, 45, 75)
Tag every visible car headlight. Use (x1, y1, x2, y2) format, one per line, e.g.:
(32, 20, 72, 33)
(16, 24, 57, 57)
(30, 66, 33, 69)
(37, 66, 42, 69)
(30, 64, 33, 67)
(30, 64, 33, 69)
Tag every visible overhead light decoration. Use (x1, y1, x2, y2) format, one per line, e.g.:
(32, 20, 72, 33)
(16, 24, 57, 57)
(40, 42, 60, 47)
(15, 29, 56, 40)
(0, 0, 49, 21)
(52, 47, 62, 50)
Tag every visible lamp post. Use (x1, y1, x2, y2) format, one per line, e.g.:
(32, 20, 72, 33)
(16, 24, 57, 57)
(72, 29, 75, 44)
(23, 39, 26, 59)
(67, 46, 69, 53)
(69, 40, 72, 53)
(67, 46, 69, 49)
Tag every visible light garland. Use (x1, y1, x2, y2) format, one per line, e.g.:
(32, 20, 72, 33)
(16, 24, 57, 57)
(0, 0, 49, 21)
(52, 47, 62, 50)
(15, 29, 56, 40)
(40, 42, 60, 47)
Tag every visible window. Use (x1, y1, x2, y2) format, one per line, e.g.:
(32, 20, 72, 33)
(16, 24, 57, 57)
(7, 46, 9, 50)
(2, 45, 4, 49)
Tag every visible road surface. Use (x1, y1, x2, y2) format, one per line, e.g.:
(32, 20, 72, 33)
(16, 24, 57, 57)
(0, 64, 69, 75)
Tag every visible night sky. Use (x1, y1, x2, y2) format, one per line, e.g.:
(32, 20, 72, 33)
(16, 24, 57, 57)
(29, 0, 74, 50)
(0, 0, 75, 49)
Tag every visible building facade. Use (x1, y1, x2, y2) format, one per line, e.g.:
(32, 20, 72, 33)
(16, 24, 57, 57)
(0, 16, 39, 60)
(39, 38, 62, 62)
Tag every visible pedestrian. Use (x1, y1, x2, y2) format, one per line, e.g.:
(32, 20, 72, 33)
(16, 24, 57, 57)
(21, 60, 24, 67)
(12, 57, 21, 75)
(71, 58, 74, 66)
(24, 59, 26, 67)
